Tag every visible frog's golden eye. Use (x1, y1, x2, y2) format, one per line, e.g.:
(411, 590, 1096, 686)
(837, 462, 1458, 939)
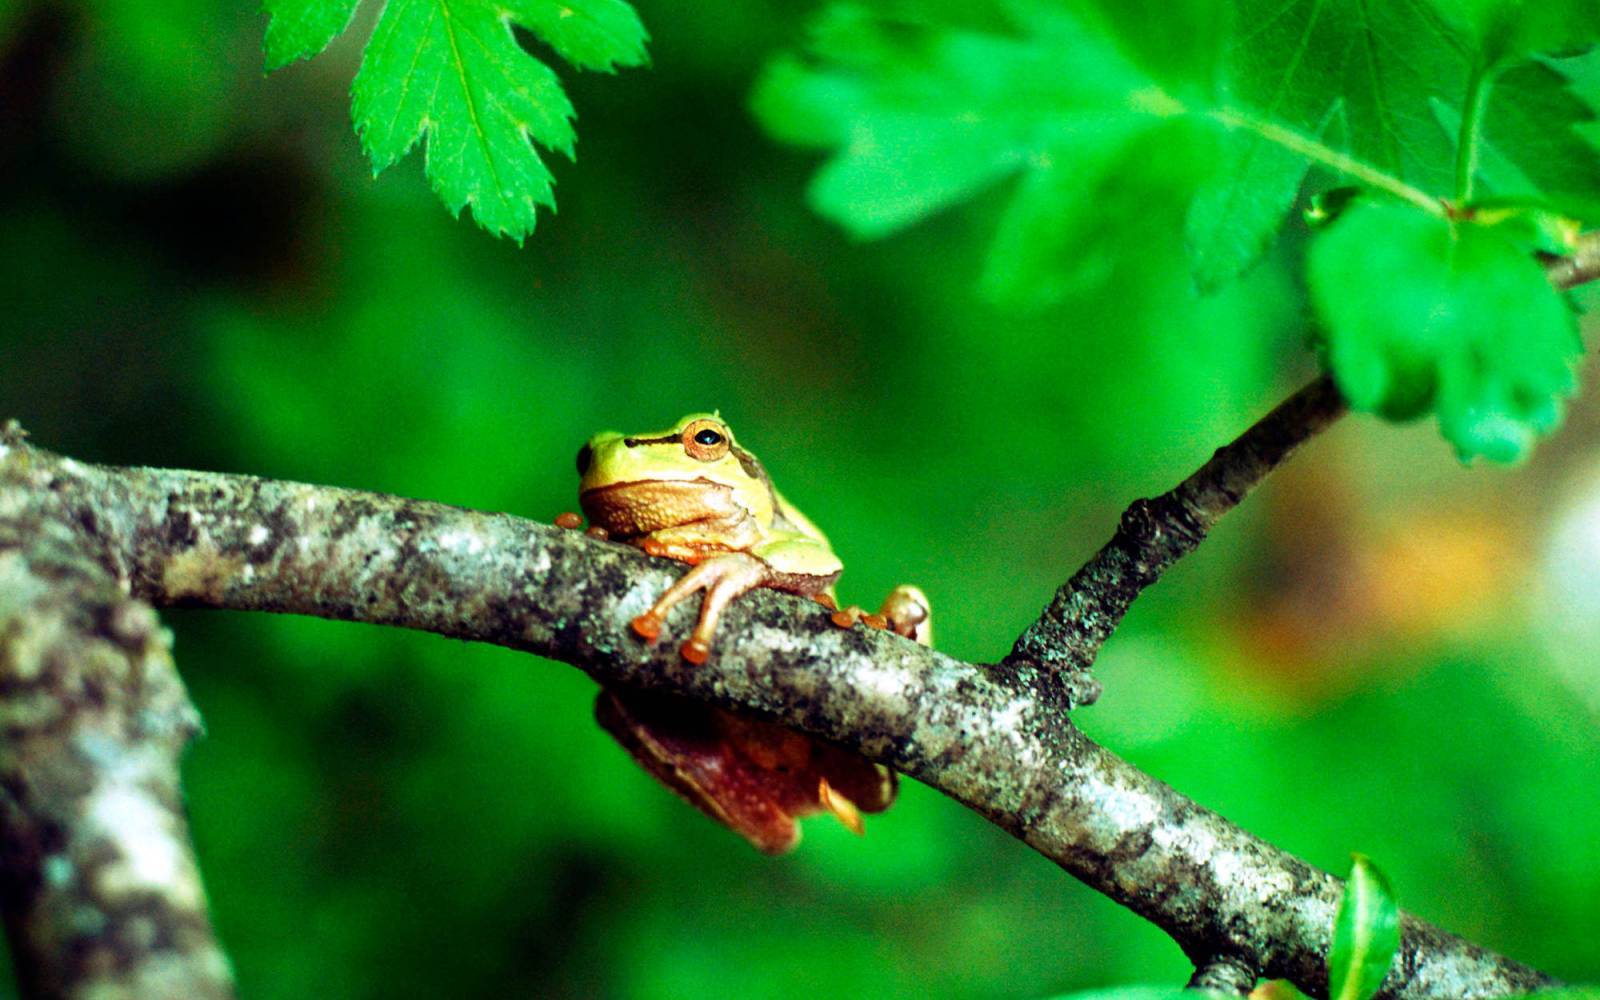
(681, 419, 730, 462)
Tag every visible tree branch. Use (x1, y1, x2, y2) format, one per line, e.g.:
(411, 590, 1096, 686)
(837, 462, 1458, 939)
(1005, 375, 1347, 704)
(1009, 245, 1598, 706)
(0, 425, 1553, 998)
(0, 428, 234, 999)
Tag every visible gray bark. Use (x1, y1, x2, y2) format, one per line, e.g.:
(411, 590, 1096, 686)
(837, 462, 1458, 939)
(0, 426, 234, 999)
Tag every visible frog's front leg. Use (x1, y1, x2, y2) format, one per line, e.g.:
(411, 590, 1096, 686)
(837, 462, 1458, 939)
(632, 535, 841, 664)
(630, 552, 772, 664)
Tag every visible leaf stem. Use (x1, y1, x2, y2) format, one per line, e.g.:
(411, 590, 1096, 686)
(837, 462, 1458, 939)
(1209, 107, 1443, 215)
(1454, 63, 1493, 204)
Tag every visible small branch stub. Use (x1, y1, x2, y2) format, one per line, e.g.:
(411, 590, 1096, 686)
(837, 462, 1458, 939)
(1188, 956, 1257, 995)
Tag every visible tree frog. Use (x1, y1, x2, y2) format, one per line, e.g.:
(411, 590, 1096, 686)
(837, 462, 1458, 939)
(563, 413, 931, 853)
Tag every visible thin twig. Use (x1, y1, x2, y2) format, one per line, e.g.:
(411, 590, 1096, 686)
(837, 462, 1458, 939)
(1541, 229, 1600, 290)
(1006, 244, 1597, 705)
(1005, 376, 1346, 703)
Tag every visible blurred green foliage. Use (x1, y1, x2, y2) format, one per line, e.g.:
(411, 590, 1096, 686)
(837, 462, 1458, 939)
(755, 0, 1600, 460)
(1308, 198, 1579, 461)
(4, 0, 1600, 997)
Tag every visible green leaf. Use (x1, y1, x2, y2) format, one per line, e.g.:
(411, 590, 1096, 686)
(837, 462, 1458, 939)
(1491, 990, 1600, 999)
(1228, 0, 1457, 186)
(754, 1, 1467, 296)
(265, 0, 648, 242)
(263, 0, 360, 70)
(1189, 0, 1468, 287)
(1309, 197, 1581, 463)
(1328, 855, 1401, 1000)
(1077, 0, 1228, 102)
(977, 128, 1133, 307)
(751, 4, 1186, 308)
(752, 4, 1159, 242)
(1185, 120, 1315, 293)
(1436, 0, 1600, 67)
(1465, 58, 1600, 214)
(756, 0, 1600, 325)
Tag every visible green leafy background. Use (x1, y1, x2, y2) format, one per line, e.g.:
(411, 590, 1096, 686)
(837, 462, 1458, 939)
(4, 0, 1600, 995)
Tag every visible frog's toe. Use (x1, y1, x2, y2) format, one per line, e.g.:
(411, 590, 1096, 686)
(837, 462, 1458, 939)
(680, 638, 712, 664)
(631, 613, 663, 642)
(555, 511, 583, 530)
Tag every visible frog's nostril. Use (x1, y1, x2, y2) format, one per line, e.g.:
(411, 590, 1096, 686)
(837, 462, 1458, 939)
(576, 442, 594, 477)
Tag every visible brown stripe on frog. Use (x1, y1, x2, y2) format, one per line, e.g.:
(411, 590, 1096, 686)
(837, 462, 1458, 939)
(622, 433, 682, 447)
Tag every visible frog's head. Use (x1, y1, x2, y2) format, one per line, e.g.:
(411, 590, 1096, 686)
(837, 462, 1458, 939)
(577, 414, 774, 538)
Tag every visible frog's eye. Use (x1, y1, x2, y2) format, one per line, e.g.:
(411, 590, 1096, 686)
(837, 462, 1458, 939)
(681, 419, 730, 462)
(576, 442, 594, 477)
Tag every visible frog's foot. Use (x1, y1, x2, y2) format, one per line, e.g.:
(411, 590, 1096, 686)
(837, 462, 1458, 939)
(829, 585, 932, 645)
(630, 551, 770, 664)
(879, 585, 932, 645)
(830, 607, 888, 631)
(596, 688, 896, 854)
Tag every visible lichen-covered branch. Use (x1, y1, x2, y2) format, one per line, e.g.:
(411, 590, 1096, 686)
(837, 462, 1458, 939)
(1005, 375, 1347, 704)
(0, 428, 234, 999)
(1009, 248, 1597, 705)
(0, 425, 1551, 998)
